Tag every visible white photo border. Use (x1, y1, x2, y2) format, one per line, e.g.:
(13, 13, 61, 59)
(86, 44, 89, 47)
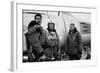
(12, 1, 97, 71)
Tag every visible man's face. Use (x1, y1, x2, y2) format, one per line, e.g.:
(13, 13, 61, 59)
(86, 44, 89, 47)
(70, 24, 75, 30)
(35, 16, 42, 25)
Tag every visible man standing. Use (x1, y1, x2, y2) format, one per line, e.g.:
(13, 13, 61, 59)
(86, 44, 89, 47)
(45, 22, 60, 61)
(25, 13, 46, 62)
(66, 23, 82, 60)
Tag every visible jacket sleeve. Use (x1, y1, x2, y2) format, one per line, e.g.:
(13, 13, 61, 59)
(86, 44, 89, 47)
(55, 32, 60, 46)
(55, 32, 61, 54)
(77, 32, 82, 52)
(25, 33, 30, 50)
(45, 30, 51, 47)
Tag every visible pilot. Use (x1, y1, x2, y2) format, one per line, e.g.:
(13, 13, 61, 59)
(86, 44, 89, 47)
(45, 22, 60, 61)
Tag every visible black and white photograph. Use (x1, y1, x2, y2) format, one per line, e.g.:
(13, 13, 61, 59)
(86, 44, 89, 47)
(22, 9, 91, 62)
(11, 2, 97, 71)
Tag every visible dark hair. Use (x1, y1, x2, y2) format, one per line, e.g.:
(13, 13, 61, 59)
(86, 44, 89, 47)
(47, 22, 56, 32)
(34, 13, 42, 19)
